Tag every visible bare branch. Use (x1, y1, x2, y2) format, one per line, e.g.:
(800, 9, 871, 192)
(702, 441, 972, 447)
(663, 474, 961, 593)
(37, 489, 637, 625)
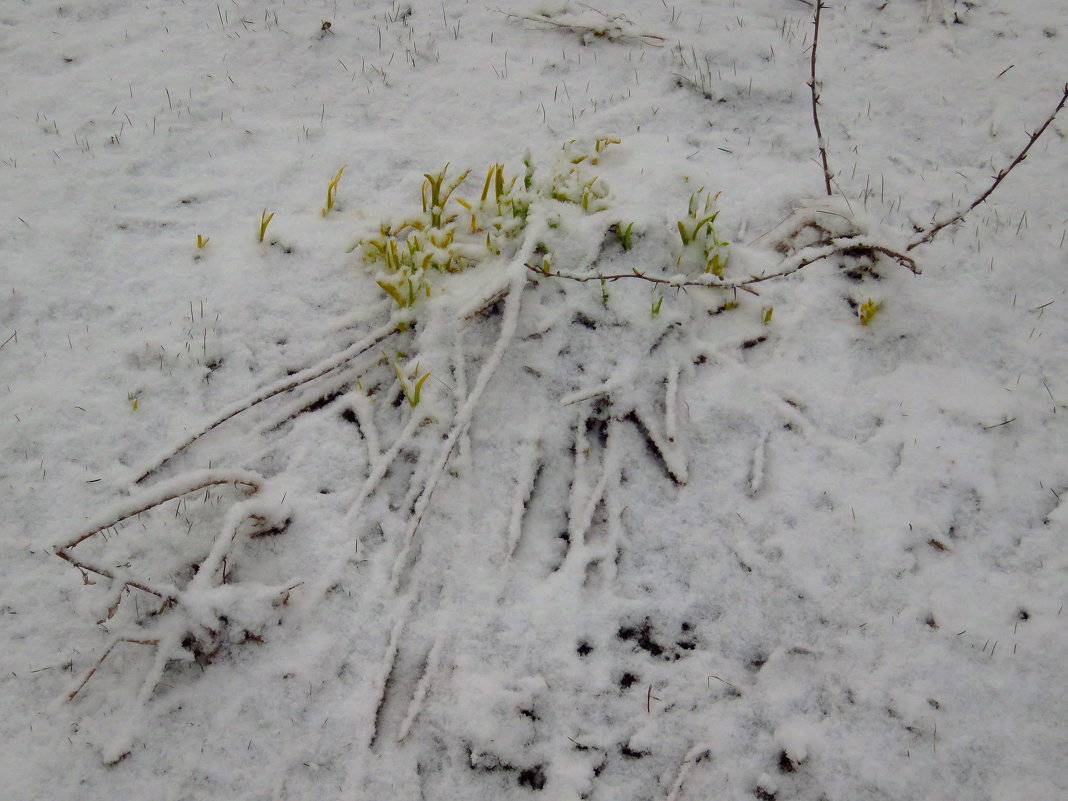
(491, 7, 665, 46)
(909, 83, 1068, 250)
(56, 470, 262, 552)
(526, 237, 919, 293)
(527, 263, 759, 294)
(809, 1, 834, 196)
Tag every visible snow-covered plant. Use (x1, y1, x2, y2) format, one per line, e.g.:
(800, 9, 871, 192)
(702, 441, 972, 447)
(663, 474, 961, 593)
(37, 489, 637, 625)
(350, 144, 617, 312)
(386, 351, 431, 407)
(674, 189, 729, 276)
(53, 470, 294, 763)
(549, 140, 610, 211)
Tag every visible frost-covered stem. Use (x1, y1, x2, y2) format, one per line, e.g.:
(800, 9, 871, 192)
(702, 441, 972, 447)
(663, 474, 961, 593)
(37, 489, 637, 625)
(367, 603, 409, 749)
(571, 420, 622, 555)
(53, 553, 179, 600)
(396, 632, 445, 743)
(184, 503, 249, 592)
(388, 211, 549, 590)
(809, 0, 834, 197)
(665, 362, 679, 443)
(666, 744, 714, 801)
(343, 412, 427, 525)
(133, 315, 406, 483)
(566, 415, 591, 549)
(57, 469, 262, 552)
(506, 438, 540, 558)
(908, 83, 1068, 250)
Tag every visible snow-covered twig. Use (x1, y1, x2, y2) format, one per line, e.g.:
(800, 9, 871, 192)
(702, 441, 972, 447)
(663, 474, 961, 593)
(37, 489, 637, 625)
(133, 316, 405, 483)
(388, 211, 549, 590)
(527, 235, 919, 292)
(491, 6, 665, 47)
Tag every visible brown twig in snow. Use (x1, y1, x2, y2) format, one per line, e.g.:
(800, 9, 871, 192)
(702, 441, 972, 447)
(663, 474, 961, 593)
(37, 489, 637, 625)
(134, 318, 401, 483)
(809, 1, 834, 196)
(491, 7, 665, 46)
(526, 264, 758, 294)
(909, 83, 1068, 250)
(525, 237, 919, 292)
(66, 637, 160, 702)
(57, 473, 261, 553)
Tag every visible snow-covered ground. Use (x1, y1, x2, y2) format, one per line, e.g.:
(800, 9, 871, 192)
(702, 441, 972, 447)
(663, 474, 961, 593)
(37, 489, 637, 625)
(2, 1, 1066, 798)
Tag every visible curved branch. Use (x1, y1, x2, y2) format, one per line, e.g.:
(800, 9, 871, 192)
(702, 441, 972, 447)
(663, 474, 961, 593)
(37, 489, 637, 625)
(909, 83, 1068, 251)
(526, 236, 919, 292)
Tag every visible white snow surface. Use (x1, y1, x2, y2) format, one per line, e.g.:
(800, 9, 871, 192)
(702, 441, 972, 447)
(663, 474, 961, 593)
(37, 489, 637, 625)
(1, 1, 1067, 799)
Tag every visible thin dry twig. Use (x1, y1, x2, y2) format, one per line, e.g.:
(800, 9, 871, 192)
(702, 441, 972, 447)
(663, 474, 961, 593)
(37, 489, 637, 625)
(58, 473, 261, 553)
(491, 7, 665, 46)
(55, 470, 263, 602)
(809, 1, 834, 197)
(526, 237, 918, 292)
(67, 637, 160, 702)
(528, 263, 759, 295)
(909, 83, 1068, 250)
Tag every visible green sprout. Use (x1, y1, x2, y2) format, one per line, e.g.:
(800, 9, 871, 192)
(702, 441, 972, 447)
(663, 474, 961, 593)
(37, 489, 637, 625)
(196, 234, 209, 249)
(422, 163, 471, 228)
(523, 150, 535, 191)
(762, 306, 774, 325)
(376, 277, 424, 309)
(592, 137, 620, 164)
(258, 209, 275, 243)
(322, 165, 346, 215)
(675, 189, 729, 276)
(651, 292, 664, 317)
(600, 278, 610, 308)
(676, 191, 721, 245)
(385, 351, 431, 407)
(615, 221, 634, 251)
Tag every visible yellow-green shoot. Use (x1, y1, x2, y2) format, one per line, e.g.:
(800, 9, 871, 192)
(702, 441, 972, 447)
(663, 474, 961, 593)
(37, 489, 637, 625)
(676, 189, 729, 276)
(592, 136, 620, 164)
(651, 292, 664, 317)
(259, 209, 275, 243)
(858, 298, 882, 325)
(197, 234, 210, 249)
(422, 164, 470, 228)
(385, 351, 431, 407)
(322, 165, 346, 215)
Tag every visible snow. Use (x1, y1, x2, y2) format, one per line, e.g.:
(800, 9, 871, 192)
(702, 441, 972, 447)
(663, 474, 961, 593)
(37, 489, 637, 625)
(1, 1, 1067, 799)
